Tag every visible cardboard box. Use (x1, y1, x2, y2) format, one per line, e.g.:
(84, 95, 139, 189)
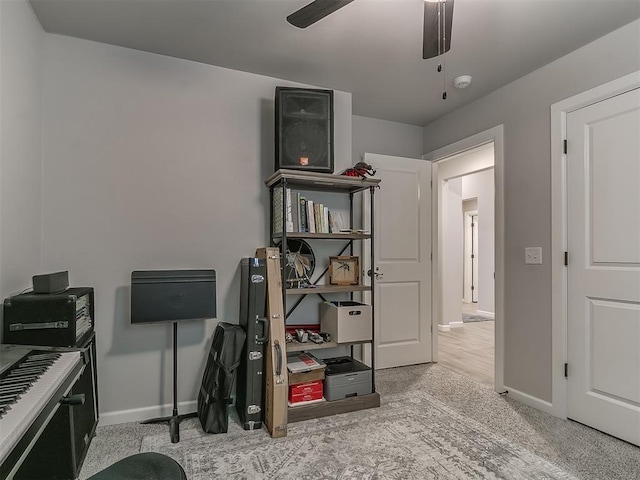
(289, 368, 325, 385)
(320, 301, 372, 343)
(289, 380, 323, 404)
(289, 380, 323, 397)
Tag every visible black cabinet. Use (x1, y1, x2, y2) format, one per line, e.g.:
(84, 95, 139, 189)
(15, 337, 98, 480)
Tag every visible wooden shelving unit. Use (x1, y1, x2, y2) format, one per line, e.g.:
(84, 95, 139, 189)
(273, 232, 371, 241)
(287, 392, 381, 423)
(266, 169, 381, 423)
(286, 285, 370, 295)
(285, 339, 371, 353)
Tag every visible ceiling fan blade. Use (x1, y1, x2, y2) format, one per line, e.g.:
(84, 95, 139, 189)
(287, 0, 356, 29)
(423, 0, 454, 60)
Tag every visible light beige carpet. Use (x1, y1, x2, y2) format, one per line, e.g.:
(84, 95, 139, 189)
(141, 388, 576, 479)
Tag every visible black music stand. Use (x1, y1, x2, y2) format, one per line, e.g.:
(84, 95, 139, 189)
(131, 270, 216, 443)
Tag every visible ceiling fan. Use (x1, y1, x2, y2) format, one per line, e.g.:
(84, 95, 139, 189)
(286, 0, 454, 60)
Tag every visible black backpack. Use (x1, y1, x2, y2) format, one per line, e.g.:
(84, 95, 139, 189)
(197, 322, 246, 433)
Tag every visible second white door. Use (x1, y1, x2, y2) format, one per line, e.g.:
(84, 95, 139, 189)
(566, 87, 640, 446)
(364, 153, 432, 369)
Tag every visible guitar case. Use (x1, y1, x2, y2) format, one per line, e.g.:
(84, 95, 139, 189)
(197, 322, 246, 434)
(235, 258, 268, 430)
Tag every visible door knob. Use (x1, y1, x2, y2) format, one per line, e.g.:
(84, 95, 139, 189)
(367, 268, 383, 279)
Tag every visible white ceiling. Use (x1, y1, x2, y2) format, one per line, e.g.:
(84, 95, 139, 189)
(29, 0, 640, 126)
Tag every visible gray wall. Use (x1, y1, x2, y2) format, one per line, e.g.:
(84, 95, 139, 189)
(352, 115, 424, 164)
(441, 169, 495, 326)
(40, 34, 353, 423)
(0, 0, 43, 300)
(423, 19, 640, 402)
(462, 169, 494, 315)
(441, 177, 463, 326)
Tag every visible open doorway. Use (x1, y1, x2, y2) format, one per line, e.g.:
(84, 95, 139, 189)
(425, 129, 504, 391)
(424, 125, 504, 392)
(437, 162, 495, 387)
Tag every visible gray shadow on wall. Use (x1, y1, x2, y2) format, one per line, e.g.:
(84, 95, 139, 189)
(186, 261, 244, 400)
(261, 96, 275, 242)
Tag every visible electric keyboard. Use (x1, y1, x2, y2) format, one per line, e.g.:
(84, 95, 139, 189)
(0, 346, 83, 479)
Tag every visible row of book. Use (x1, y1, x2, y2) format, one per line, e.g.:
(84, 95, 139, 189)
(273, 186, 345, 234)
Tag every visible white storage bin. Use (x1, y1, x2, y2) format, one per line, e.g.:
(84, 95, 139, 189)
(319, 301, 372, 343)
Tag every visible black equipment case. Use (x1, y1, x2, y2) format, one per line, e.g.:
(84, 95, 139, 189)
(197, 322, 246, 434)
(2, 287, 94, 347)
(235, 258, 269, 430)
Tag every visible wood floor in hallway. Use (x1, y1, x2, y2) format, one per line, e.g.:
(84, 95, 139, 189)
(437, 318, 495, 388)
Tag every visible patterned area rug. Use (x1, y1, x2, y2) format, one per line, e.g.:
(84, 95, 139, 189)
(141, 390, 576, 480)
(462, 312, 493, 323)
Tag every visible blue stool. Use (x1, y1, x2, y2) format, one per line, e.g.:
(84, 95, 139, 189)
(88, 452, 187, 480)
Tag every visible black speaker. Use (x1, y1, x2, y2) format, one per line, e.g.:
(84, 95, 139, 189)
(275, 87, 334, 173)
(32, 270, 69, 294)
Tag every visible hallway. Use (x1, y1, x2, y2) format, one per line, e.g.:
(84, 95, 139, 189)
(437, 304, 494, 387)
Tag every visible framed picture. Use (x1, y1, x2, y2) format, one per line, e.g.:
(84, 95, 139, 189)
(328, 256, 360, 285)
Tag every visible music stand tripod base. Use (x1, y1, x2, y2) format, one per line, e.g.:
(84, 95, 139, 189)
(140, 410, 198, 444)
(140, 321, 197, 443)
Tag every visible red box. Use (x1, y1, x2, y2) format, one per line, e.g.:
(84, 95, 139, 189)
(288, 380, 323, 404)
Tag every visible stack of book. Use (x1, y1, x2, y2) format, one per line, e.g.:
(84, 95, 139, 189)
(273, 187, 345, 234)
(287, 352, 326, 406)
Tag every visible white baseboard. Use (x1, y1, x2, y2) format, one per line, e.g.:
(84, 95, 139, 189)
(438, 324, 451, 332)
(98, 400, 198, 427)
(477, 310, 495, 319)
(504, 386, 557, 416)
(449, 321, 464, 329)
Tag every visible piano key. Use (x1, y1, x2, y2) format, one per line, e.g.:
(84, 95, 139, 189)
(1, 376, 37, 386)
(23, 355, 57, 361)
(12, 360, 50, 367)
(0, 386, 30, 395)
(7, 366, 48, 376)
(0, 378, 36, 388)
(20, 358, 56, 365)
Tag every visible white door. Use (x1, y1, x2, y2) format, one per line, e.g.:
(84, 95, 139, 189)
(566, 87, 640, 446)
(363, 153, 432, 369)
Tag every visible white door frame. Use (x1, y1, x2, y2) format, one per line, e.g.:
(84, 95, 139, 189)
(424, 124, 505, 393)
(550, 70, 640, 418)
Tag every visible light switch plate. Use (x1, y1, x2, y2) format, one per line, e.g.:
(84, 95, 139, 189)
(525, 247, 542, 265)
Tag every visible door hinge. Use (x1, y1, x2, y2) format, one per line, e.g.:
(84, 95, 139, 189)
(471, 285, 475, 291)
(564, 363, 568, 377)
(430, 252, 433, 261)
(564, 251, 568, 266)
(563, 139, 568, 154)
